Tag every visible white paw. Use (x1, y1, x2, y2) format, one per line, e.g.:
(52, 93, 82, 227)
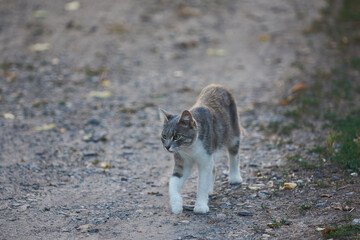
(171, 204, 183, 214)
(208, 189, 213, 196)
(229, 174, 243, 185)
(208, 183, 214, 196)
(194, 203, 209, 214)
(170, 195, 183, 214)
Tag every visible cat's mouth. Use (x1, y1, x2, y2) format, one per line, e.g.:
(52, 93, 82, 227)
(167, 148, 175, 153)
(165, 146, 176, 153)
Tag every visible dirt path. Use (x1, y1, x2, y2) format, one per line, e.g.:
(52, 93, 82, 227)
(0, 1, 333, 239)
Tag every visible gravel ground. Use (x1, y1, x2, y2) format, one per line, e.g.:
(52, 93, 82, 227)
(3, 0, 359, 239)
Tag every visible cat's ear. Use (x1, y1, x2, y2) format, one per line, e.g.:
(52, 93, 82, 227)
(159, 108, 174, 123)
(179, 110, 196, 128)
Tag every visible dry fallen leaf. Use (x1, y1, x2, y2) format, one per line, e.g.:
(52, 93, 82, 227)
(82, 133, 92, 141)
(175, 41, 198, 50)
(7, 72, 16, 82)
(320, 194, 332, 198)
(76, 224, 93, 230)
(88, 91, 112, 98)
(3, 113, 15, 119)
(101, 80, 110, 87)
(290, 83, 306, 93)
(177, 7, 201, 17)
(343, 206, 354, 212)
(65, 1, 80, 11)
(333, 206, 342, 211)
(100, 162, 110, 168)
(29, 43, 51, 52)
(279, 95, 296, 105)
(206, 48, 228, 57)
(34, 10, 47, 19)
(34, 123, 55, 131)
(283, 182, 297, 189)
(322, 228, 337, 235)
(259, 34, 270, 42)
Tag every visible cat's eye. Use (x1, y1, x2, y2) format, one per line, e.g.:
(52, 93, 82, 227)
(162, 135, 167, 139)
(173, 135, 181, 140)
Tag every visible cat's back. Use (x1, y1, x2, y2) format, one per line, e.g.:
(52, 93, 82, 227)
(194, 84, 236, 110)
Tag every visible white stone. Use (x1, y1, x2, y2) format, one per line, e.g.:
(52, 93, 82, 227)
(352, 219, 360, 225)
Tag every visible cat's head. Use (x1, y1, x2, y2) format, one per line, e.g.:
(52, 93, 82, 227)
(159, 108, 197, 153)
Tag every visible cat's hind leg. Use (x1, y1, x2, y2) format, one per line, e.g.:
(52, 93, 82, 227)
(169, 153, 194, 214)
(208, 165, 216, 196)
(227, 137, 243, 184)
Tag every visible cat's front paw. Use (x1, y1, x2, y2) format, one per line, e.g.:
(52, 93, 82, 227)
(170, 196, 183, 214)
(171, 203, 183, 214)
(194, 203, 209, 214)
(229, 174, 243, 185)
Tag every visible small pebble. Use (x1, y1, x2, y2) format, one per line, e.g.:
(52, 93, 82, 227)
(352, 219, 360, 225)
(258, 192, 269, 199)
(315, 170, 323, 178)
(345, 192, 355, 197)
(19, 205, 30, 212)
(237, 211, 253, 216)
(86, 118, 100, 126)
(216, 213, 226, 220)
(83, 152, 98, 157)
(296, 180, 304, 186)
(122, 151, 134, 156)
(249, 193, 257, 199)
(183, 205, 194, 211)
(330, 176, 339, 181)
(350, 172, 358, 177)
(316, 202, 326, 207)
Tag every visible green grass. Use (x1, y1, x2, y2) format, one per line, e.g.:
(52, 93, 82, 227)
(308, 146, 328, 156)
(267, 121, 280, 134)
(331, 112, 360, 170)
(266, 121, 300, 136)
(322, 224, 360, 239)
(312, 113, 360, 171)
(84, 66, 106, 77)
(299, 204, 312, 215)
(340, 0, 360, 21)
(286, 154, 318, 169)
(350, 57, 360, 70)
(300, 204, 312, 210)
(286, 0, 360, 172)
(314, 180, 330, 188)
(284, 109, 302, 120)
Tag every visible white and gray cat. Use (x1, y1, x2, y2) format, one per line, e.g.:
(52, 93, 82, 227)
(160, 84, 243, 214)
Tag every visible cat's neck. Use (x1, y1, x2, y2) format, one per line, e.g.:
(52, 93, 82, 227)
(178, 132, 209, 161)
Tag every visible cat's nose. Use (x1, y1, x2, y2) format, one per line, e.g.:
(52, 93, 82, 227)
(165, 146, 170, 150)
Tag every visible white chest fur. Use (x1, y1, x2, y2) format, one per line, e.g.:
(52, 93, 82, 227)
(178, 138, 211, 164)
(169, 138, 214, 214)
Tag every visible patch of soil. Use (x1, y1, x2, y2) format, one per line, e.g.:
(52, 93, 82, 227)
(2, 0, 358, 239)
